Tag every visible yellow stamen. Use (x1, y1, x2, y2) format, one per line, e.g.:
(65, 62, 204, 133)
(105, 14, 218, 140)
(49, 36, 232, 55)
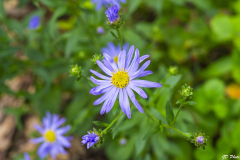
(111, 68, 129, 88)
(114, 56, 118, 63)
(45, 130, 56, 142)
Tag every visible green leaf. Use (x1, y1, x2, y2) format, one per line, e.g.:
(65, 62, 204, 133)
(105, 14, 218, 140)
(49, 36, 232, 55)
(65, 33, 79, 58)
(199, 56, 232, 78)
(184, 101, 196, 106)
(0, 0, 5, 20)
(143, 125, 160, 140)
(92, 121, 109, 127)
(176, 99, 185, 104)
(110, 31, 119, 39)
(210, 14, 233, 41)
(232, 50, 240, 83)
(166, 100, 174, 126)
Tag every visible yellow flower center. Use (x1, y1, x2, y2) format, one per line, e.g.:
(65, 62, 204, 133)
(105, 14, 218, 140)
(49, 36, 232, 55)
(111, 69, 129, 88)
(45, 130, 56, 142)
(114, 56, 118, 63)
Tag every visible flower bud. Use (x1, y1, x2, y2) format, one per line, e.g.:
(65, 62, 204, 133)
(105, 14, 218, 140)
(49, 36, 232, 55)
(105, 5, 124, 29)
(91, 54, 103, 64)
(69, 64, 82, 78)
(178, 84, 193, 98)
(189, 130, 208, 150)
(168, 66, 178, 75)
(82, 128, 104, 149)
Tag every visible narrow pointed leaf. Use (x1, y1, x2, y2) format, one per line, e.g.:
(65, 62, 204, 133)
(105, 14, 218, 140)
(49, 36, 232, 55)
(166, 100, 174, 126)
(110, 31, 119, 39)
(176, 99, 185, 104)
(184, 101, 196, 105)
(143, 125, 160, 140)
(92, 121, 109, 127)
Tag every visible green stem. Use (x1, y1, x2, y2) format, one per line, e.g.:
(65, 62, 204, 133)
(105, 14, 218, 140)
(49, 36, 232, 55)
(144, 108, 190, 138)
(116, 28, 123, 50)
(81, 75, 96, 86)
(103, 112, 123, 134)
(171, 98, 186, 126)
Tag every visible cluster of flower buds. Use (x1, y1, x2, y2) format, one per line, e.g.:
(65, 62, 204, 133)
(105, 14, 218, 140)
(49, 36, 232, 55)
(179, 83, 193, 99)
(168, 66, 178, 75)
(69, 64, 82, 80)
(91, 53, 103, 64)
(189, 130, 209, 150)
(82, 128, 104, 149)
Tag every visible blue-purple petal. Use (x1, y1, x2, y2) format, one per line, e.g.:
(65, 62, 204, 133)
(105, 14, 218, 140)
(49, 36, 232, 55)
(24, 153, 31, 160)
(56, 125, 71, 135)
(129, 83, 147, 99)
(57, 135, 71, 148)
(126, 87, 144, 113)
(119, 88, 126, 115)
(123, 88, 131, 119)
(31, 137, 44, 144)
(34, 124, 44, 134)
(131, 80, 162, 88)
(106, 88, 119, 113)
(96, 60, 112, 76)
(103, 53, 118, 71)
(125, 45, 134, 68)
(93, 87, 114, 105)
(90, 69, 110, 80)
(130, 60, 151, 79)
(140, 55, 150, 63)
(117, 50, 126, 70)
(136, 70, 153, 78)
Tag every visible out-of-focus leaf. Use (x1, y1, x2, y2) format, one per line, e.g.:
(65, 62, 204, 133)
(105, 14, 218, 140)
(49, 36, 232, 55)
(199, 56, 232, 78)
(65, 33, 79, 58)
(143, 125, 160, 140)
(122, 29, 145, 49)
(145, 0, 163, 13)
(166, 100, 174, 126)
(110, 30, 119, 39)
(0, 0, 5, 19)
(92, 121, 109, 127)
(136, 121, 148, 155)
(232, 50, 240, 83)
(210, 14, 233, 41)
(127, 0, 141, 15)
(176, 99, 185, 104)
(184, 101, 196, 106)
(112, 113, 126, 139)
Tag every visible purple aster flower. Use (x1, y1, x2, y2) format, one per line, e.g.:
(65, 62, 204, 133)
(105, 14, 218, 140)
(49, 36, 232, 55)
(82, 131, 99, 149)
(91, 0, 126, 10)
(31, 112, 71, 159)
(105, 5, 119, 24)
(90, 45, 162, 118)
(101, 42, 129, 63)
(196, 136, 204, 144)
(97, 26, 105, 34)
(28, 15, 40, 29)
(21, 153, 31, 160)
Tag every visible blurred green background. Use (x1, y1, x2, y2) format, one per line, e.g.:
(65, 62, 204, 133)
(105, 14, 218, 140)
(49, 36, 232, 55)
(0, 0, 240, 160)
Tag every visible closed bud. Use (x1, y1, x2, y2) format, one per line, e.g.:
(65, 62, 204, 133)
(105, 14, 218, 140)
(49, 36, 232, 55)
(168, 66, 178, 75)
(178, 84, 193, 98)
(69, 64, 82, 78)
(91, 54, 103, 64)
